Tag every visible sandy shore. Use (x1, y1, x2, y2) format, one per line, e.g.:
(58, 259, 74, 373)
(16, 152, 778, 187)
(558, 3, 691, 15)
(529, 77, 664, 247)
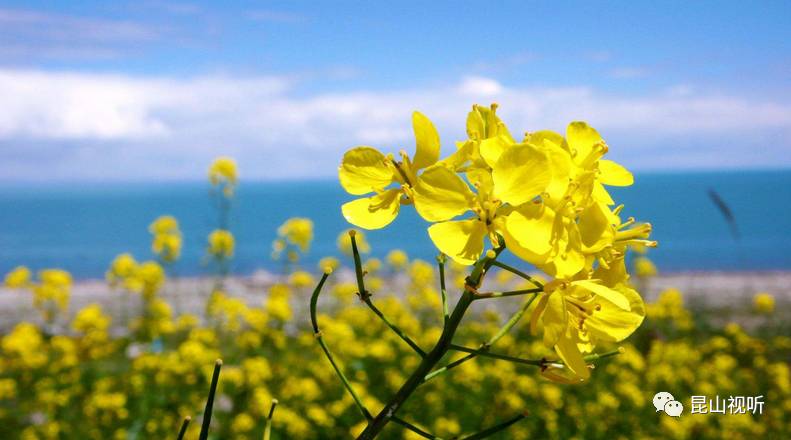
(1, 270, 789, 332)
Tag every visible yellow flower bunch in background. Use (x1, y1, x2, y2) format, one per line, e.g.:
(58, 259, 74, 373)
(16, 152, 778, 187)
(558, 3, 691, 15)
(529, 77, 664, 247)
(3, 266, 31, 288)
(208, 229, 235, 259)
(148, 215, 182, 264)
(31, 269, 72, 323)
(209, 156, 238, 197)
(272, 217, 314, 264)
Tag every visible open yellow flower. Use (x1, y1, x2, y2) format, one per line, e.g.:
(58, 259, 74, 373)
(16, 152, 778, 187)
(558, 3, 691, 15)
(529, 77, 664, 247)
(530, 278, 644, 379)
(412, 140, 552, 265)
(208, 229, 235, 258)
(339, 111, 441, 229)
(441, 103, 516, 172)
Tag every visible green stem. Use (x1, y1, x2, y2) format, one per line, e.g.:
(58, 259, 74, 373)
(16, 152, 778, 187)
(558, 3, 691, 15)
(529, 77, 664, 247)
(263, 399, 278, 440)
(424, 293, 539, 382)
(364, 298, 426, 357)
(584, 347, 624, 362)
(176, 416, 191, 440)
(356, 251, 499, 440)
(350, 230, 425, 357)
(391, 416, 442, 439)
(473, 288, 542, 299)
(489, 260, 543, 289)
(460, 413, 528, 440)
(437, 254, 449, 327)
(348, 231, 367, 298)
(310, 272, 372, 421)
(422, 352, 476, 383)
(448, 344, 544, 366)
(198, 359, 223, 440)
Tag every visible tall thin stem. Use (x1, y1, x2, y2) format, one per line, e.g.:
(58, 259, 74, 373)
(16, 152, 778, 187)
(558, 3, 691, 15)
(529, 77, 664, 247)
(263, 399, 278, 440)
(356, 250, 500, 439)
(310, 271, 372, 421)
(176, 416, 191, 440)
(198, 359, 222, 440)
(349, 231, 426, 357)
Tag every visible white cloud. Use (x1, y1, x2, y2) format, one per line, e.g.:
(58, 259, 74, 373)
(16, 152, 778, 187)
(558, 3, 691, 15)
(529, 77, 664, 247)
(0, 68, 790, 181)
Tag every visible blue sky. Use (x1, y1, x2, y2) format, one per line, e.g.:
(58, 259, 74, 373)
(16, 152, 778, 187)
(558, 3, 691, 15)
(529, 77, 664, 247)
(0, 1, 789, 181)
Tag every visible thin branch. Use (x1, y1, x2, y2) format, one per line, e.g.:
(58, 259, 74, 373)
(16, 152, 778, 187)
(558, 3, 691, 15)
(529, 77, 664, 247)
(176, 416, 191, 440)
(584, 347, 625, 362)
(473, 288, 543, 299)
(437, 253, 449, 326)
(364, 297, 426, 357)
(460, 413, 528, 440)
(424, 293, 539, 382)
(449, 344, 544, 366)
(348, 231, 367, 298)
(349, 230, 426, 357)
(310, 271, 372, 421)
(391, 416, 441, 439)
(263, 399, 279, 440)
(198, 359, 223, 440)
(489, 260, 543, 289)
(422, 352, 476, 383)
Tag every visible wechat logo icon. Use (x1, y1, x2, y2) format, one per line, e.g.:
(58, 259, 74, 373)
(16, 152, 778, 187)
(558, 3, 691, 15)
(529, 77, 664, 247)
(653, 392, 684, 417)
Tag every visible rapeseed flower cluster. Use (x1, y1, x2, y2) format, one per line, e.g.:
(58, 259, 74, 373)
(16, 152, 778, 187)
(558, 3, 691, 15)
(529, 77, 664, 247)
(149, 215, 182, 264)
(272, 217, 314, 264)
(339, 104, 655, 384)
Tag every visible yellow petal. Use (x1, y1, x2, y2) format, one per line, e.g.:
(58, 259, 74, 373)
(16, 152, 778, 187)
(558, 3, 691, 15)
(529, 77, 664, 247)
(341, 189, 401, 230)
(540, 138, 573, 203)
(572, 280, 630, 310)
(504, 202, 554, 261)
(538, 219, 585, 279)
(542, 292, 567, 347)
(591, 181, 615, 205)
(578, 202, 615, 253)
(554, 332, 590, 380)
(479, 135, 512, 167)
(529, 130, 568, 152)
(492, 143, 551, 206)
(466, 106, 486, 139)
(413, 165, 475, 222)
(584, 286, 645, 342)
(427, 219, 487, 265)
(566, 122, 602, 163)
(598, 159, 633, 186)
(338, 147, 395, 195)
(412, 111, 440, 170)
(530, 293, 549, 335)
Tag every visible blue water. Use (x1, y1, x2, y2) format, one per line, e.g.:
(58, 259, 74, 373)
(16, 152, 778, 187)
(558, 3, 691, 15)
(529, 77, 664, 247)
(1, 170, 790, 279)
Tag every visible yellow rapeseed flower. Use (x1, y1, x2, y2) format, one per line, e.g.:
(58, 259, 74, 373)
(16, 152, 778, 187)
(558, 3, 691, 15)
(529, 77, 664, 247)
(753, 292, 775, 314)
(209, 156, 238, 196)
(207, 229, 235, 258)
(339, 111, 441, 229)
(3, 265, 31, 288)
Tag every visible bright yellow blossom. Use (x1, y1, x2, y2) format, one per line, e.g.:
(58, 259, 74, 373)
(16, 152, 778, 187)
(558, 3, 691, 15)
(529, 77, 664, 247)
(207, 229, 235, 258)
(3, 265, 31, 288)
(753, 292, 775, 314)
(209, 156, 238, 196)
(148, 215, 182, 263)
(339, 111, 441, 229)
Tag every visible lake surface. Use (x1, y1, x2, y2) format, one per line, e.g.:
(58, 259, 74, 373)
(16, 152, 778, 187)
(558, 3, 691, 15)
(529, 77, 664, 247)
(1, 170, 790, 279)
